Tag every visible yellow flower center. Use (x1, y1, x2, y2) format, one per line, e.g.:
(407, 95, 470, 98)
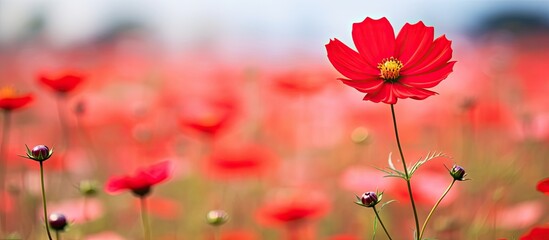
(377, 57, 403, 81)
(0, 86, 17, 98)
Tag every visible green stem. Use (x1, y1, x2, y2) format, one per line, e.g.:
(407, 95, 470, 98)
(55, 230, 60, 240)
(0, 110, 11, 233)
(419, 180, 456, 240)
(213, 226, 220, 240)
(40, 161, 53, 240)
(372, 206, 393, 240)
(55, 96, 70, 171)
(140, 197, 151, 240)
(390, 104, 420, 239)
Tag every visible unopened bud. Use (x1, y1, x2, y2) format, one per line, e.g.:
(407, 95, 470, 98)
(206, 210, 229, 226)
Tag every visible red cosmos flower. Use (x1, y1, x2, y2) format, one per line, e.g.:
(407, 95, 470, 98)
(536, 178, 549, 195)
(0, 86, 33, 111)
(326, 17, 455, 104)
(178, 98, 237, 137)
(520, 224, 549, 240)
(105, 161, 171, 197)
(38, 70, 85, 93)
(255, 192, 329, 227)
(204, 143, 277, 180)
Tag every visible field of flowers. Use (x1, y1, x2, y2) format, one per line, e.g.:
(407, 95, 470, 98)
(0, 5, 548, 240)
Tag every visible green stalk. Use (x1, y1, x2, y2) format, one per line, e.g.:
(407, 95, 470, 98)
(140, 197, 151, 240)
(39, 161, 53, 240)
(372, 206, 393, 240)
(0, 110, 11, 233)
(419, 180, 456, 239)
(390, 104, 420, 239)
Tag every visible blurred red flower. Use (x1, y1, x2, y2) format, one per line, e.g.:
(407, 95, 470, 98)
(105, 161, 171, 196)
(519, 224, 549, 240)
(326, 17, 455, 104)
(204, 143, 277, 180)
(38, 70, 85, 93)
(178, 98, 237, 137)
(536, 178, 549, 195)
(0, 86, 33, 111)
(255, 192, 329, 227)
(272, 70, 328, 95)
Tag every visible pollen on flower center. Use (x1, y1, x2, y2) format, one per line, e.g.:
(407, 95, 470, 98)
(377, 57, 403, 81)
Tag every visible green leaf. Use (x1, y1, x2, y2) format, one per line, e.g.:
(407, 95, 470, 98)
(408, 152, 447, 178)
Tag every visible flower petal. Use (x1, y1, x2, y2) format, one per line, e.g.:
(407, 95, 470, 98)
(352, 17, 395, 68)
(362, 83, 397, 104)
(395, 21, 434, 67)
(105, 176, 131, 194)
(392, 84, 437, 100)
(339, 78, 384, 93)
(401, 35, 453, 75)
(326, 39, 378, 79)
(136, 161, 171, 186)
(399, 61, 456, 88)
(536, 178, 549, 195)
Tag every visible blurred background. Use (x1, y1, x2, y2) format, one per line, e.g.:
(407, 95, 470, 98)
(0, 0, 548, 239)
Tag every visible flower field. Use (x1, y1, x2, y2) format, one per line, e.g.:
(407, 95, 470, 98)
(0, 1, 548, 239)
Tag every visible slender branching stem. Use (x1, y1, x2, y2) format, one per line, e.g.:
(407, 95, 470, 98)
(372, 206, 393, 240)
(419, 180, 456, 239)
(39, 161, 53, 240)
(390, 104, 420, 239)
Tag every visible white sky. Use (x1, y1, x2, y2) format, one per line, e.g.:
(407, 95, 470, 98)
(0, 0, 547, 60)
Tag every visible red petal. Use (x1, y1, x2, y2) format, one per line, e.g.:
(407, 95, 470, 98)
(399, 61, 456, 88)
(392, 84, 437, 100)
(0, 95, 33, 110)
(105, 176, 131, 194)
(402, 35, 453, 75)
(520, 225, 549, 240)
(352, 17, 395, 68)
(395, 21, 434, 67)
(362, 83, 397, 104)
(326, 39, 378, 79)
(339, 78, 384, 93)
(136, 161, 171, 186)
(38, 72, 84, 93)
(536, 178, 549, 195)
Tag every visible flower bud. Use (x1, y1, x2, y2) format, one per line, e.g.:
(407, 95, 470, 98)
(79, 180, 99, 197)
(206, 210, 229, 226)
(450, 165, 467, 181)
(48, 213, 68, 231)
(351, 127, 370, 144)
(360, 192, 378, 207)
(25, 145, 53, 162)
